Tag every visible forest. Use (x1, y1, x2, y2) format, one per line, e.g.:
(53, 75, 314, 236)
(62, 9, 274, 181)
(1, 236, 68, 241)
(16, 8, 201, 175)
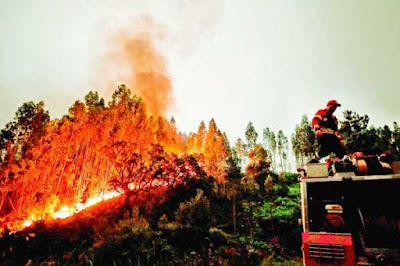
(0, 87, 399, 265)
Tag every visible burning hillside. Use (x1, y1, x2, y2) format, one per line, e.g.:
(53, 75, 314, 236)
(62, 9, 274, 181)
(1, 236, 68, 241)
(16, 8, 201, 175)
(0, 34, 229, 234)
(0, 32, 303, 265)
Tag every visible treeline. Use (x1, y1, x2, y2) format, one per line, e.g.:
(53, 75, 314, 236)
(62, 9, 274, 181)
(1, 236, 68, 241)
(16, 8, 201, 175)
(233, 123, 291, 173)
(234, 111, 400, 173)
(0, 85, 230, 227)
(3, 88, 398, 264)
(1, 88, 398, 227)
(0, 86, 303, 264)
(292, 112, 400, 164)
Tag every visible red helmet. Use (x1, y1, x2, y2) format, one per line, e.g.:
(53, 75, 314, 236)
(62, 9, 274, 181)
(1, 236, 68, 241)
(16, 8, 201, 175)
(327, 99, 341, 107)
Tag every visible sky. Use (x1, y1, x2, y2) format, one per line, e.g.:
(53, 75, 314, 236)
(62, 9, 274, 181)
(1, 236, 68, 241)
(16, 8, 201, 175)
(1, 0, 400, 148)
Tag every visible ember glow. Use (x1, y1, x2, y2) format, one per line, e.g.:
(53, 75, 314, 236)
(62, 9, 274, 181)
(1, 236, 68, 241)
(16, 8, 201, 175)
(10, 191, 121, 234)
(52, 191, 121, 219)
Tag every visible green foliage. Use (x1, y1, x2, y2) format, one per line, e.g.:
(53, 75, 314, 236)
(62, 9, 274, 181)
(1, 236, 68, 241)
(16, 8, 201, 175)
(292, 115, 315, 164)
(115, 208, 152, 238)
(1, 93, 316, 264)
(262, 127, 277, 167)
(340, 110, 370, 153)
(264, 175, 274, 193)
(282, 172, 300, 185)
(5, 95, 400, 266)
(84, 91, 105, 111)
(277, 130, 289, 172)
(4, 169, 303, 265)
(234, 138, 246, 170)
(174, 189, 211, 231)
(291, 109, 400, 161)
(254, 193, 299, 224)
(245, 144, 270, 192)
(340, 110, 400, 157)
(393, 122, 400, 159)
(91, 207, 155, 265)
(245, 122, 258, 151)
(111, 84, 131, 103)
(0, 101, 50, 159)
(270, 196, 298, 222)
(225, 148, 242, 181)
(261, 257, 303, 266)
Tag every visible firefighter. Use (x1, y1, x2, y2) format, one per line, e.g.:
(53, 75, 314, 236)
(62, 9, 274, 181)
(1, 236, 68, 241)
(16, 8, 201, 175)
(311, 100, 346, 162)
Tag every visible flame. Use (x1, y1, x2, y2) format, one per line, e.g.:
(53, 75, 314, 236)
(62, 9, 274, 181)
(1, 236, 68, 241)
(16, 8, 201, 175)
(23, 219, 33, 228)
(53, 191, 121, 219)
(18, 191, 122, 232)
(53, 206, 72, 219)
(0, 21, 229, 235)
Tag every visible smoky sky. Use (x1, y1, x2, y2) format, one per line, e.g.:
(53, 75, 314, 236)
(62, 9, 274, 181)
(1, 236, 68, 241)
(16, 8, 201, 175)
(1, 0, 399, 146)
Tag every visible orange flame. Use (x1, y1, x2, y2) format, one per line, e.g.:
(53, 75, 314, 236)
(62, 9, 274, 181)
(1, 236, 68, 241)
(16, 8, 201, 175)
(0, 19, 229, 236)
(17, 191, 121, 233)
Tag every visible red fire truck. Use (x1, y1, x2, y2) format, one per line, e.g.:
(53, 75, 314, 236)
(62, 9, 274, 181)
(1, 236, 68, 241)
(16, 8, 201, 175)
(300, 163, 400, 265)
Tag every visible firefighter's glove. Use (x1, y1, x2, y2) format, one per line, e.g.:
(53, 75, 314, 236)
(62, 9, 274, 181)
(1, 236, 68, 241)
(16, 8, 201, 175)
(334, 131, 343, 139)
(315, 129, 323, 138)
(340, 140, 345, 147)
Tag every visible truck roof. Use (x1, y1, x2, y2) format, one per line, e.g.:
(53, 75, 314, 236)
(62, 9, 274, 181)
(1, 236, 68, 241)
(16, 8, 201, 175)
(302, 174, 400, 184)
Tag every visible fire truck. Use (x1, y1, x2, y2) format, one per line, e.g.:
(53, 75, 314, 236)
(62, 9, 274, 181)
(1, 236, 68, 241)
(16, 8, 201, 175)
(300, 161, 400, 265)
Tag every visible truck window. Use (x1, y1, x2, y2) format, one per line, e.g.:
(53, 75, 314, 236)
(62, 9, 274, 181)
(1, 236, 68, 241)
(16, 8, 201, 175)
(306, 179, 400, 249)
(356, 180, 400, 249)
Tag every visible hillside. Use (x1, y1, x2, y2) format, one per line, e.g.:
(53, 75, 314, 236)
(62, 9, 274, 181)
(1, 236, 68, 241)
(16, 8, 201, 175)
(1, 174, 302, 265)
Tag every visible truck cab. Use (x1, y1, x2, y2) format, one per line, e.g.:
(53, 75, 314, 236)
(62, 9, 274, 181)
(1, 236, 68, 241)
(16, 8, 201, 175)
(300, 164, 400, 265)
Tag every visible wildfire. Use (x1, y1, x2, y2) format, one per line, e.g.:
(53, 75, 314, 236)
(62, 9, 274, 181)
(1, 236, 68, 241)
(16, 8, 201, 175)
(0, 31, 228, 237)
(18, 191, 122, 232)
(54, 191, 121, 219)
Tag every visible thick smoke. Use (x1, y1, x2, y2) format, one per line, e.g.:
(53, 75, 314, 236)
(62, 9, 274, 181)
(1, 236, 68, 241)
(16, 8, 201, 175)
(96, 17, 173, 117)
(116, 32, 172, 117)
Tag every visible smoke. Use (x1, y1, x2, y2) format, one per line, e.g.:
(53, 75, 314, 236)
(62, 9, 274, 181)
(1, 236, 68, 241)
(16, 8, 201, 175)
(93, 1, 224, 117)
(97, 16, 173, 117)
(118, 32, 172, 117)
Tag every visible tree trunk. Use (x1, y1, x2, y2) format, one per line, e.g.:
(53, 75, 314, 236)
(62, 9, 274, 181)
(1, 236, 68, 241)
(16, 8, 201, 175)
(101, 161, 110, 199)
(8, 194, 17, 213)
(55, 131, 74, 195)
(0, 192, 6, 212)
(123, 191, 133, 217)
(232, 194, 236, 234)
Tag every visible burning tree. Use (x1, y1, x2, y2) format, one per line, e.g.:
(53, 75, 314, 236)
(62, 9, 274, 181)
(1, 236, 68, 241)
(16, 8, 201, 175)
(0, 31, 231, 233)
(186, 119, 229, 183)
(107, 141, 206, 215)
(0, 84, 217, 231)
(0, 87, 187, 226)
(244, 144, 270, 192)
(106, 141, 147, 214)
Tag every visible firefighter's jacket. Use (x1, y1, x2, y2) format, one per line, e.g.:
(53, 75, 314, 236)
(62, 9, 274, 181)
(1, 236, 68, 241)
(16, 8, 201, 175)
(311, 109, 338, 135)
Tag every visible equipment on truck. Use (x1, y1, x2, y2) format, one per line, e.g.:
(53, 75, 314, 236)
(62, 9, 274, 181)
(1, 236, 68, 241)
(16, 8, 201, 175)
(299, 158, 400, 265)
